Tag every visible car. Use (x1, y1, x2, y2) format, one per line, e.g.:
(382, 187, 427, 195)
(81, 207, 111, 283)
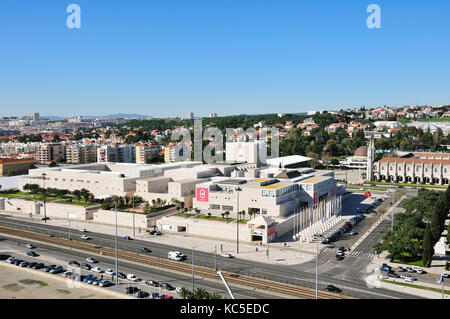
(336, 250, 345, 256)
(146, 280, 160, 287)
(92, 278, 101, 286)
(123, 236, 132, 240)
(105, 269, 115, 276)
(44, 265, 56, 272)
(220, 253, 233, 258)
(92, 267, 104, 273)
(117, 272, 127, 279)
(69, 260, 80, 267)
(126, 286, 139, 294)
(150, 292, 160, 299)
(335, 255, 344, 261)
(63, 271, 73, 278)
(388, 272, 400, 278)
(175, 286, 183, 294)
(321, 238, 330, 244)
(325, 285, 342, 293)
(441, 272, 449, 278)
(406, 267, 415, 273)
(415, 268, 425, 274)
(79, 228, 88, 232)
(33, 263, 45, 269)
(15, 259, 24, 266)
(81, 235, 90, 240)
(25, 244, 36, 249)
(81, 263, 92, 270)
(87, 276, 98, 284)
(165, 295, 174, 299)
(127, 274, 139, 281)
(380, 266, 390, 272)
(0, 254, 11, 261)
(99, 280, 113, 287)
(140, 247, 151, 253)
(338, 247, 346, 252)
(19, 261, 30, 267)
(161, 283, 175, 290)
(400, 273, 416, 281)
(86, 258, 98, 263)
(350, 231, 358, 235)
(397, 266, 405, 272)
(154, 231, 161, 236)
(50, 266, 64, 274)
(27, 262, 38, 268)
(147, 230, 156, 235)
(83, 274, 94, 282)
(168, 251, 185, 261)
(6, 257, 17, 264)
(136, 291, 149, 298)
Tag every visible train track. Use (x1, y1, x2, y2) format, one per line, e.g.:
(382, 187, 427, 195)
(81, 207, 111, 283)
(0, 226, 348, 299)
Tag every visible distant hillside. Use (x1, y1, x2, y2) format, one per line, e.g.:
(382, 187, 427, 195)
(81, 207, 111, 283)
(44, 114, 152, 120)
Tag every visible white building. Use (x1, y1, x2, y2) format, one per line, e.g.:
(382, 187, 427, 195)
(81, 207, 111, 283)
(225, 141, 267, 166)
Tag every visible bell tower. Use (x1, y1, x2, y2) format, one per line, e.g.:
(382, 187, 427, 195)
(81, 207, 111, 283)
(366, 139, 375, 181)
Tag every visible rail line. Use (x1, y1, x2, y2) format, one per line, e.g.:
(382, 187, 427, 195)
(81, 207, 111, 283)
(0, 226, 348, 299)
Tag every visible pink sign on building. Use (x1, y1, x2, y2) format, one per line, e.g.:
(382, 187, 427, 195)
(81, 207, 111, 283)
(196, 187, 209, 202)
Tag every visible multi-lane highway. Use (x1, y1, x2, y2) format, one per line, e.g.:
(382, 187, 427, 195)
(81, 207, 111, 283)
(0, 214, 420, 299)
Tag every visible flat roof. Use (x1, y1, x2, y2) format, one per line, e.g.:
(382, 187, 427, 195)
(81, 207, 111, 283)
(300, 176, 332, 184)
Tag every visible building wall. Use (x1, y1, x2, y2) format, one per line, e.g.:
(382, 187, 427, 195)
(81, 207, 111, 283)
(0, 160, 37, 176)
(374, 161, 450, 184)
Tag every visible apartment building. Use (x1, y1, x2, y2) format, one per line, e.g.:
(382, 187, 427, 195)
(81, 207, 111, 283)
(38, 143, 65, 164)
(97, 144, 136, 163)
(66, 144, 98, 164)
(135, 144, 160, 164)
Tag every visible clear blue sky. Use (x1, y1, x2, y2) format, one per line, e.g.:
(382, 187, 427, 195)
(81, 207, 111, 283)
(1, 0, 449, 118)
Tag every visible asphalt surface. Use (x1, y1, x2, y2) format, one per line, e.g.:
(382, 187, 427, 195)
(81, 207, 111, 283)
(0, 214, 421, 299)
(0, 235, 280, 299)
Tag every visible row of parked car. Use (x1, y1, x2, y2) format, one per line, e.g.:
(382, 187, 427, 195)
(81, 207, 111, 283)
(321, 213, 365, 245)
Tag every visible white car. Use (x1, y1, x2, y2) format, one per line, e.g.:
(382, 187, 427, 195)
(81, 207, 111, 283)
(220, 253, 233, 258)
(105, 269, 115, 276)
(92, 267, 104, 273)
(175, 286, 183, 294)
(168, 251, 185, 261)
(25, 244, 36, 249)
(81, 235, 90, 240)
(442, 272, 449, 278)
(6, 257, 16, 264)
(415, 268, 425, 274)
(86, 257, 98, 263)
(79, 228, 88, 232)
(126, 274, 141, 282)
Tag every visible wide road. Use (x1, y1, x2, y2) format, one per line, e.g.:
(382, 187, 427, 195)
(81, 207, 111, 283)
(0, 234, 280, 299)
(0, 214, 420, 299)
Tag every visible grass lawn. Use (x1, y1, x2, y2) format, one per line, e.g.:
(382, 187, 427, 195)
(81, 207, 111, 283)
(416, 117, 450, 122)
(380, 280, 450, 295)
(195, 215, 236, 222)
(54, 199, 92, 207)
(175, 213, 196, 218)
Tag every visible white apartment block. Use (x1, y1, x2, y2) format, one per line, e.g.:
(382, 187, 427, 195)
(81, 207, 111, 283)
(66, 144, 98, 164)
(135, 144, 160, 164)
(225, 141, 267, 166)
(97, 144, 136, 163)
(39, 143, 65, 164)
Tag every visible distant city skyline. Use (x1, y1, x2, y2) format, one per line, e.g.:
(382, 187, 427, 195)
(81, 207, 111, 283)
(1, 1, 450, 118)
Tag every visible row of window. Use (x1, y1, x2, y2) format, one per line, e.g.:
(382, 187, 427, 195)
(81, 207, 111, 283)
(380, 166, 448, 173)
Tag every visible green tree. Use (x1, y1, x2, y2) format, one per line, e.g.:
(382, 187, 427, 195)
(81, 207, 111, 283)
(422, 224, 434, 268)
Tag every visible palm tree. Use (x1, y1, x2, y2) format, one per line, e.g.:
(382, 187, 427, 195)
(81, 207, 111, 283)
(179, 287, 191, 299)
(207, 293, 222, 299)
(207, 212, 212, 218)
(224, 211, 230, 220)
(221, 213, 226, 219)
(193, 288, 209, 299)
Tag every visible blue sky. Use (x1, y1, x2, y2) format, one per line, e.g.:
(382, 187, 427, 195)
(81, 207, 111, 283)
(0, 0, 449, 118)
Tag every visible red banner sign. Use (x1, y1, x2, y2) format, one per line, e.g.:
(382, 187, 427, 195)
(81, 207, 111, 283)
(196, 187, 209, 202)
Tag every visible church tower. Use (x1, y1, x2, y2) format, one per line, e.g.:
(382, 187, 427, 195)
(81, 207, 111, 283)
(366, 139, 375, 181)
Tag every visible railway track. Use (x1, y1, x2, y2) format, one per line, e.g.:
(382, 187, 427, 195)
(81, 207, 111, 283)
(0, 226, 347, 299)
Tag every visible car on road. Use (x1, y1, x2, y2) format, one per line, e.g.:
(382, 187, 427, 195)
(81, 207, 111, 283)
(79, 228, 88, 232)
(25, 244, 36, 249)
(69, 260, 80, 267)
(146, 280, 160, 287)
(161, 283, 175, 290)
(33, 263, 45, 269)
(81, 263, 92, 270)
(126, 286, 139, 294)
(81, 235, 90, 240)
(220, 253, 233, 258)
(86, 257, 98, 263)
(19, 261, 30, 267)
(105, 269, 115, 276)
(325, 285, 342, 293)
(350, 231, 358, 235)
(136, 291, 150, 298)
(140, 247, 151, 253)
(92, 267, 104, 273)
(168, 251, 185, 261)
(123, 236, 132, 240)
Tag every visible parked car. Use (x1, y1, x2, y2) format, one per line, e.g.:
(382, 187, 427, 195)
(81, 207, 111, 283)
(161, 283, 175, 290)
(136, 291, 149, 298)
(321, 238, 330, 244)
(335, 254, 344, 261)
(86, 257, 98, 263)
(336, 250, 345, 256)
(14, 259, 24, 266)
(388, 272, 400, 278)
(0, 254, 11, 261)
(99, 280, 113, 287)
(69, 260, 80, 267)
(338, 247, 346, 252)
(146, 280, 160, 287)
(175, 286, 183, 294)
(19, 261, 30, 267)
(150, 292, 160, 299)
(32, 262, 45, 269)
(63, 271, 73, 278)
(415, 268, 425, 274)
(83, 274, 94, 283)
(87, 276, 98, 285)
(397, 266, 405, 272)
(406, 267, 415, 273)
(81, 263, 92, 270)
(118, 272, 127, 279)
(50, 266, 64, 274)
(126, 286, 139, 294)
(6, 257, 17, 264)
(325, 285, 342, 293)
(441, 272, 449, 278)
(27, 262, 38, 268)
(25, 244, 36, 249)
(127, 274, 140, 282)
(92, 267, 104, 273)
(154, 231, 161, 236)
(44, 265, 56, 272)
(380, 266, 390, 272)
(105, 269, 115, 276)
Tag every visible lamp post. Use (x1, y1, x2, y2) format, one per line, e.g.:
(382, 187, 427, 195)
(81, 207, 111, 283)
(41, 173, 47, 223)
(192, 246, 197, 291)
(235, 187, 242, 254)
(315, 241, 319, 299)
(113, 204, 119, 285)
(391, 182, 395, 231)
(129, 181, 137, 238)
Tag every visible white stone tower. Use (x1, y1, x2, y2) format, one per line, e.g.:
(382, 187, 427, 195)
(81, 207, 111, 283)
(366, 139, 375, 181)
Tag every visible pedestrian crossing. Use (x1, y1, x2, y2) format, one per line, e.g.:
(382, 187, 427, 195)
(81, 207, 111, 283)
(320, 247, 375, 260)
(348, 250, 375, 259)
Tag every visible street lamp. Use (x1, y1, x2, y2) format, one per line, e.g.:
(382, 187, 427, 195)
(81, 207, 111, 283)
(192, 246, 197, 291)
(41, 173, 47, 223)
(315, 241, 319, 299)
(235, 187, 242, 254)
(129, 181, 137, 238)
(112, 204, 119, 285)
